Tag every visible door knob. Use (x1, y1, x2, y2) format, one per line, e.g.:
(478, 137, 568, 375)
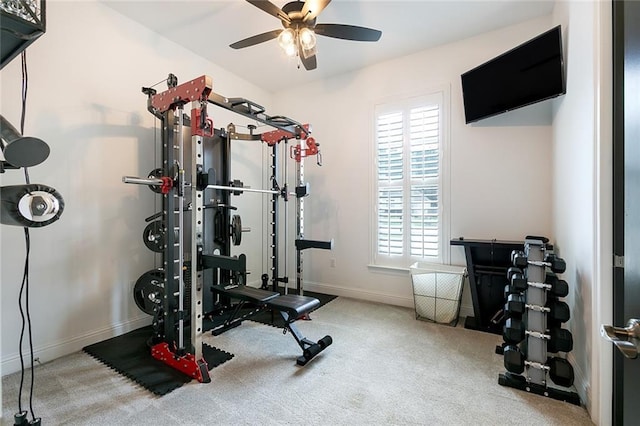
(601, 318, 640, 359)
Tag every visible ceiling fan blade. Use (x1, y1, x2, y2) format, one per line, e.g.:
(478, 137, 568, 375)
(299, 45, 317, 70)
(230, 29, 282, 49)
(314, 24, 382, 42)
(301, 0, 331, 22)
(246, 0, 291, 23)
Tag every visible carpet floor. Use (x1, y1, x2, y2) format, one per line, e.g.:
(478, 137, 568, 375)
(1, 297, 593, 425)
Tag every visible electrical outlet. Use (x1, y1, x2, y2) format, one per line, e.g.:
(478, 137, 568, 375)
(330, 258, 336, 268)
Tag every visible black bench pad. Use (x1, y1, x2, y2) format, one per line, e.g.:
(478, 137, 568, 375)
(211, 285, 279, 303)
(266, 294, 320, 317)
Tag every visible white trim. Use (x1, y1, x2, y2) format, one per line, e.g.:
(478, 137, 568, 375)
(1, 316, 151, 376)
(304, 280, 474, 319)
(568, 351, 587, 406)
(370, 85, 451, 268)
(593, 0, 613, 424)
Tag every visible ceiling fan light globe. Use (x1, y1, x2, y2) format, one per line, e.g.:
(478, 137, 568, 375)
(277, 28, 296, 50)
(299, 27, 317, 50)
(284, 44, 297, 57)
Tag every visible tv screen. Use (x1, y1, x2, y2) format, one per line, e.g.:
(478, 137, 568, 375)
(461, 26, 565, 124)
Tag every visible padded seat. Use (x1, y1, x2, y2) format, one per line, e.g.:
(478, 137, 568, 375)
(266, 294, 320, 317)
(211, 285, 279, 303)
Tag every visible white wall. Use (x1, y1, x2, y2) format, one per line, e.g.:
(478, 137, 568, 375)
(551, 1, 612, 424)
(273, 16, 555, 313)
(0, 0, 274, 375)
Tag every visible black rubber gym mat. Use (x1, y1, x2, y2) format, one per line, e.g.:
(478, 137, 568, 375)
(83, 326, 233, 396)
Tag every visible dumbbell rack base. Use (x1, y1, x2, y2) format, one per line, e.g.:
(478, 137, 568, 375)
(498, 372, 580, 406)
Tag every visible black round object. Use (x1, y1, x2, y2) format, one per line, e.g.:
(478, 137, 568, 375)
(231, 214, 242, 246)
(319, 335, 333, 349)
(148, 168, 164, 193)
(133, 269, 165, 315)
(503, 345, 525, 374)
(3, 137, 50, 167)
(143, 220, 166, 252)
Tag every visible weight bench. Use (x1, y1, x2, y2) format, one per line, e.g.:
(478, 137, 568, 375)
(211, 285, 332, 366)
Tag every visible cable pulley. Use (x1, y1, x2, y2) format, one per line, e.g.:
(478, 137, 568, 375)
(133, 269, 165, 315)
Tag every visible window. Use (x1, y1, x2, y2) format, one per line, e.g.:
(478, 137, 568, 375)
(373, 91, 449, 268)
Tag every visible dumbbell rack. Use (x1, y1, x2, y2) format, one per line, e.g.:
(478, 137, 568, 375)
(499, 237, 580, 405)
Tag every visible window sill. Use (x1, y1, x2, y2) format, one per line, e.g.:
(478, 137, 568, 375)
(367, 264, 411, 274)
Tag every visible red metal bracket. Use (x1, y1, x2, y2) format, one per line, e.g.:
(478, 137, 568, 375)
(290, 137, 319, 162)
(150, 75, 213, 113)
(191, 107, 214, 137)
(151, 342, 211, 383)
(261, 124, 310, 146)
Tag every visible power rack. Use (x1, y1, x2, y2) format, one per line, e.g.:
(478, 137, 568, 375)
(123, 74, 333, 382)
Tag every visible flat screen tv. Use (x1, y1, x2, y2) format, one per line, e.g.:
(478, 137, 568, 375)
(461, 25, 565, 124)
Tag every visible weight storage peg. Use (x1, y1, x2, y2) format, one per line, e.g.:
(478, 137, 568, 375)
(511, 250, 567, 274)
(523, 300, 570, 324)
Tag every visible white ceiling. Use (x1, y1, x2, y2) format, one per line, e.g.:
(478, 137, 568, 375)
(103, 0, 556, 93)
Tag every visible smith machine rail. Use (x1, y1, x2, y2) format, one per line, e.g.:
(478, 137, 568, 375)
(123, 74, 333, 382)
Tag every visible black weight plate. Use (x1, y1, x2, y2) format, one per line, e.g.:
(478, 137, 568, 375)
(148, 168, 164, 193)
(143, 220, 166, 253)
(133, 269, 165, 315)
(231, 214, 242, 246)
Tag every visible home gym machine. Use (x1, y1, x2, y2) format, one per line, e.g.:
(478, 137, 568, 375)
(122, 74, 332, 383)
(498, 236, 580, 405)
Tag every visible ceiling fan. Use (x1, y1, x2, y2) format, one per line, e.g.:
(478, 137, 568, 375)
(229, 0, 382, 71)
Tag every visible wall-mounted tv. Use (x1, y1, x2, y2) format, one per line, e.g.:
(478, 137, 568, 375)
(461, 25, 566, 124)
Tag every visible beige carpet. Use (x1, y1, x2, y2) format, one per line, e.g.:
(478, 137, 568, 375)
(2, 297, 593, 425)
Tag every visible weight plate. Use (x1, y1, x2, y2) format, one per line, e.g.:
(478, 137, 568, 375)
(231, 214, 242, 246)
(143, 220, 166, 253)
(133, 269, 165, 315)
(148, 168, 164, 193)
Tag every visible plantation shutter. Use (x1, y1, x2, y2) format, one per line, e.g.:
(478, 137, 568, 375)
(374, 92, 444, 266)
(409, 105, 440, 258)
(376, 111, 403, 255)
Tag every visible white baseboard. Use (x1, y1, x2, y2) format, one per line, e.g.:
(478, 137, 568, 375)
(304, 281, 414, 308)
(567, 351, 587, 406)
(1, 316, 151, 377)
(304, 281, 474, 319)
(0, 282, 474, 378)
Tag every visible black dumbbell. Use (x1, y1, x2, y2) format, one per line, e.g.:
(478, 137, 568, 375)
(547, 327, 573, 353)
(544, 253, 566, 274)
(547, 300, 571, 324)
(504, 294, 525, 318)
(503, 345, 525, 374)
(503, 318, 525, 344)
(548, 356, 575, 387)
(545, 274, 569, 297)
(504, 284, 519, 298)
(507, 266, 523, 281)
(512, 250, 528, 268)
(510, 272, 527, 293)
